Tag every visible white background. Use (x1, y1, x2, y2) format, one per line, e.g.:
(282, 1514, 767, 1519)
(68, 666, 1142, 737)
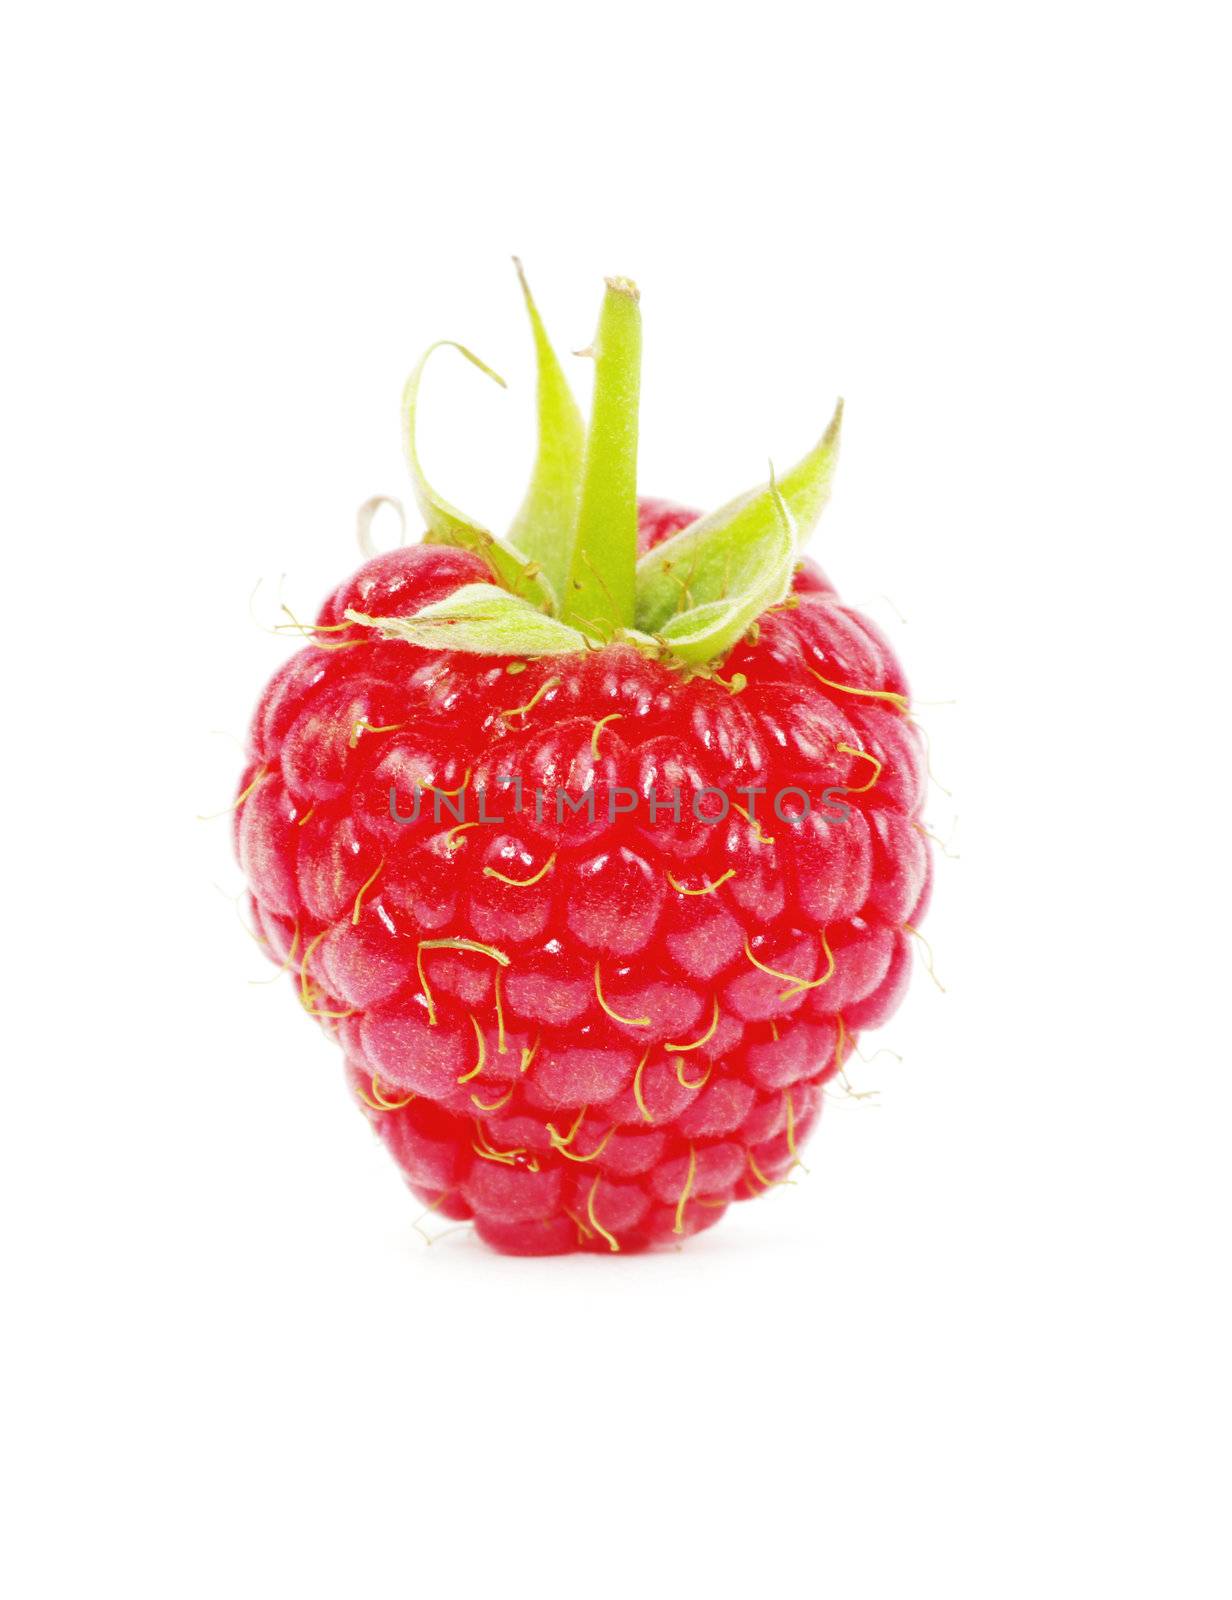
(3, 4, 1229, 1596)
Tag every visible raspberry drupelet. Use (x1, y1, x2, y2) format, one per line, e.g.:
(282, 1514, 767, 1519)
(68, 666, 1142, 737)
(234, 271, 932, 1254)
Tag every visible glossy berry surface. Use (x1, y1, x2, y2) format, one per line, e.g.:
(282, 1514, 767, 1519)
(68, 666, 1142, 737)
(235, 500, 931, 1253)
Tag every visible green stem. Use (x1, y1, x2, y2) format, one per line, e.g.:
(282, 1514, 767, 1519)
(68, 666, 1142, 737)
(563, 277, 642, 639)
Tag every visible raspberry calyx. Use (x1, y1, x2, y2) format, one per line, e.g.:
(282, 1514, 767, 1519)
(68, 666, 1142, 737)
(357, 265, 843, 674)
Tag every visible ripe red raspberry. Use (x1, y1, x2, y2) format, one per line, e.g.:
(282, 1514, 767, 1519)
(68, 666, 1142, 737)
(234, 270, 932, 1254)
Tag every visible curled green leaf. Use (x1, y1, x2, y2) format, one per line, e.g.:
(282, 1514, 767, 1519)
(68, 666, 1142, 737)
(506, 260, 586, 609)
(346, 584, 589, 657)
(401, 342, 556, 611)
(652, 469, 797, 665)
(635, 398, 843, 633)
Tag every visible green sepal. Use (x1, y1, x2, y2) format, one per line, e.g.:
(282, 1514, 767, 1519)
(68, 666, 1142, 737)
(634, 399, 843, 634)
(563, 278, 642, 640)
(401, 341, 557, 611)
(345, 584, 589, 657)
(505, 261, 586, 608)
(651, 470, 797, 665)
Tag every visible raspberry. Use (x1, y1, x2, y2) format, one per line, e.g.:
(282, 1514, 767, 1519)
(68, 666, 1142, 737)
(234, 270, 931, 1253)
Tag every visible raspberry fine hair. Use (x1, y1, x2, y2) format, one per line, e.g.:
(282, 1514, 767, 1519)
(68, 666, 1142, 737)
(234, 266, 933, 1254)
